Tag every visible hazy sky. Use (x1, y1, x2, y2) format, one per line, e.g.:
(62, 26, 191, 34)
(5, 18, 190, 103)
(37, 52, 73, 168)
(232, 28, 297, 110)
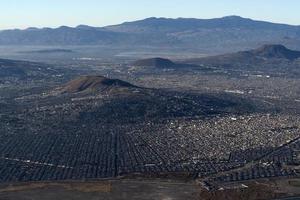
(0, 0, 299, 30)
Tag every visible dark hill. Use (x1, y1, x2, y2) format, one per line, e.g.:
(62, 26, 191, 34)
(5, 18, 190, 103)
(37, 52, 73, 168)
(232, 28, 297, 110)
(0, 59, 26, 78)
(0, 58, 71, 85)
(250, 44, 300, 60)
(186, 44, 300, 65)
(183, 44, 300, 75)
(61, 75, 136, 93)
(132, 58, 176, 68)
(0, 58, 55, 79)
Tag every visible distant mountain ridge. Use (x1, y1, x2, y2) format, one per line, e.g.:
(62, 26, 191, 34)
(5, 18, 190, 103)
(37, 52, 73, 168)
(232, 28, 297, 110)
(0, 26, 127, 45)
(1, 16, 300, 52)
(105, 16, 294, 32)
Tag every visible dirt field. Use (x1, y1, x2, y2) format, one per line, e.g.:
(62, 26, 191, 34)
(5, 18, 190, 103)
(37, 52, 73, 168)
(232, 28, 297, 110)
(0, 179, 201, 200)
(0, 178, 299, 200)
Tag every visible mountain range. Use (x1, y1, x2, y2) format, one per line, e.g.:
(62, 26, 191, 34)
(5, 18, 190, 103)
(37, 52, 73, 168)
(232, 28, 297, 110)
(1, 16, 300, 52)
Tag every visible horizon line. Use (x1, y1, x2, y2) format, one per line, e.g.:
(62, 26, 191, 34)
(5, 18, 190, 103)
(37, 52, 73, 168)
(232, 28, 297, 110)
(0, 15, 299, 31)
